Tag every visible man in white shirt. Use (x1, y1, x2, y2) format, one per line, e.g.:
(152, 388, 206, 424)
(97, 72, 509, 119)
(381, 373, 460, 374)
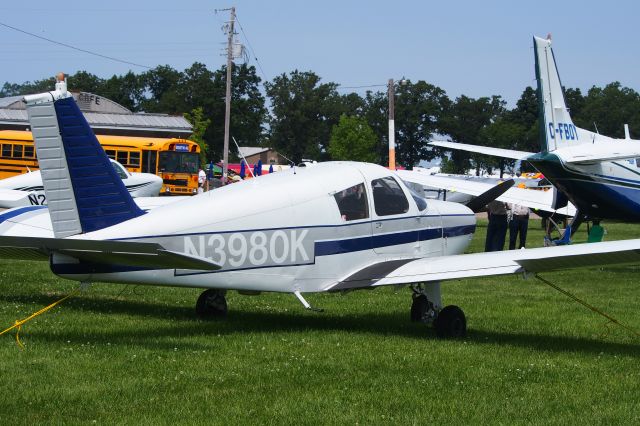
(509, 203, 530, 249)
(198, 168, 206, 193)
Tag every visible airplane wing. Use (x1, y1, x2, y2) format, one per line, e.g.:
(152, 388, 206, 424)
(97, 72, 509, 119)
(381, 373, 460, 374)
(329, 239, 640, 290)
(0, 235, 220, 271)
(397, 170, 576, 215)
(429, 140, 533, 160)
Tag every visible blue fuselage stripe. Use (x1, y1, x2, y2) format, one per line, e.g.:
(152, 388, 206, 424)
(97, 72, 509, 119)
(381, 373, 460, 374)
(0, 206, 46, 225)
(53, 224, 476, 275)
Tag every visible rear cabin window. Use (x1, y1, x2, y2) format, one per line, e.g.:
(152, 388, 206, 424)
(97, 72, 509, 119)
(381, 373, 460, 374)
(105, 149, 116, 160)
(334, 183, 369, 221)
(2, 144, 11, 158)
(12, 145, 22, 158)
(371, 176, 410, 216)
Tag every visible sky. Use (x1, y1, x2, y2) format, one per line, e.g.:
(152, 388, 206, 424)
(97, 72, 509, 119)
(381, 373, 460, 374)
(1, 0, 639, 106)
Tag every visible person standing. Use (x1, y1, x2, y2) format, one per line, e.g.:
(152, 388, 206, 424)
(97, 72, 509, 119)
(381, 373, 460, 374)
(509, 203, 530, 249)
(198, 168, 206, 193)
(485, 200, 509, 252)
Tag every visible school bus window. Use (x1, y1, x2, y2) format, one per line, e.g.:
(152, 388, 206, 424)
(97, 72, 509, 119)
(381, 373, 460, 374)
(2, 144, 11, 158)
(24, 145, 34, 158)
(12, 145, 23, 158)
(117, 151, 128, 165)
(129, 151, 140, 167)
(105, 149, 116, 160)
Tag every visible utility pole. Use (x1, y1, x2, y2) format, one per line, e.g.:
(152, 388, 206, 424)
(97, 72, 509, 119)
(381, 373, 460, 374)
(388, 78, 395, 170)
(222, 6, 236, 184)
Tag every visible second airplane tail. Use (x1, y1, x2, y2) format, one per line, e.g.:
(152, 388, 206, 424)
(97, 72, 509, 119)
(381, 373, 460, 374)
(534, 35, 583, 153)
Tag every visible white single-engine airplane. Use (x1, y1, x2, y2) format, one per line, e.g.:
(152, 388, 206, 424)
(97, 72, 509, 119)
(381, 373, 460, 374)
(0, 158, 162, 208)
(2, 76, 640, 338)
(430, 35, 640, 228)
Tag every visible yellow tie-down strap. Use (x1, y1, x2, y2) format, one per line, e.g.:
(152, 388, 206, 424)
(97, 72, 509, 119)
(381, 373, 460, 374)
(0, 288, 80, 349)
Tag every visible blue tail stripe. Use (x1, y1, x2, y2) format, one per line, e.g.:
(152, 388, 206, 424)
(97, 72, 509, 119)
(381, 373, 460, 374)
(53, 97, 144, 233)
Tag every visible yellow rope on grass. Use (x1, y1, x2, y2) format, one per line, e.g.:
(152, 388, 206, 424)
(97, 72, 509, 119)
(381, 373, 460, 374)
(0, 288, 80, 349)
(535, 274, 640, 339)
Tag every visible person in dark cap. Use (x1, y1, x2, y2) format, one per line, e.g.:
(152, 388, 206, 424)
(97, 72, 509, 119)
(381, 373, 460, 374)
(485, 200, 509, 252)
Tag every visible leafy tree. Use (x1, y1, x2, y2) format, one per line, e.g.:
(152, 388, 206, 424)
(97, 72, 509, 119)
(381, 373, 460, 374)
(575, 82, 640, 138)
(67, 71, 104, 94)
(564, 87, 585, 127)
(439, 95, 505, 174)
(265, 70, 341, 163)
(362, 90, 389, 165)
(508, 86, 540, 153)
(139, 65, 182, 113)
(394, 79, 450, 167)
(479, 118, 526, 176)
(328, 115, 377, 162)
(101, 72, 145, 111)
(184, 107, 211, 166)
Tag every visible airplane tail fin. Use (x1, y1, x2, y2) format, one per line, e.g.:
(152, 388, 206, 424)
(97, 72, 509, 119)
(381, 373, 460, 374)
(533, 35, 581, 152)
(24, 75, 144, 238)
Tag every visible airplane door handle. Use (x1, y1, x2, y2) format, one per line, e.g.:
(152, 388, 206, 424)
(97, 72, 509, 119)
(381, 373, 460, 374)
(375, 222, 382, 229)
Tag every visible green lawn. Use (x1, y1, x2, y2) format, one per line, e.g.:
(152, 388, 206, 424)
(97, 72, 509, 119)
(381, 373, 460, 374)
(0, 220, 638, 424)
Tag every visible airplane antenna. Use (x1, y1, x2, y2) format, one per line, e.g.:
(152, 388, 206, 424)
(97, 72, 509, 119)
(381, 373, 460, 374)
(277, 152, 296, 174)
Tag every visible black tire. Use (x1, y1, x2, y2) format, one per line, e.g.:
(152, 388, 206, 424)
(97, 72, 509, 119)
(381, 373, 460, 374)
(434, 305, 466, 338)
(196, 289, 228, 319)
(410, 294, 429, 322)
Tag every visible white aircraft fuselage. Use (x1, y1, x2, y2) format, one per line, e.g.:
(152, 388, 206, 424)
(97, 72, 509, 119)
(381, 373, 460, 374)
(63, 162, 475, 293)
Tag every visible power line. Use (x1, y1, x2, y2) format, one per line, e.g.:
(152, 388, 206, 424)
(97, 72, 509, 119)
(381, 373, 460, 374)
(0, 21, 152, 69)
(234, 14, 269, 83)
(337, 84, 387, 90)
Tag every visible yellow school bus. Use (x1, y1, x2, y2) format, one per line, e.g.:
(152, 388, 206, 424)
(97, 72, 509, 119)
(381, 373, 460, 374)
(0, 130, 201, 195)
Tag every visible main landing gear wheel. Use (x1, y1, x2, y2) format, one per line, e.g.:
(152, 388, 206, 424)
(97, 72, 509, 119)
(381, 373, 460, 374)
(434, 305, 466, 338)
(196, 289, 228, 319)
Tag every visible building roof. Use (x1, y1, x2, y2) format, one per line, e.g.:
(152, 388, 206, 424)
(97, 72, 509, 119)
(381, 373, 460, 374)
(239, 146, 271, 158)
(0, 92, 192, 138)
(0, 96, 23, 109)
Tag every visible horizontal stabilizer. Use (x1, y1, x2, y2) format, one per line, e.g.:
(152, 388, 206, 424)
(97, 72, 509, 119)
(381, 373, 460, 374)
(328, 239, 640, 290)
(555, 141, 640, 164)
(0, 236, 220, 271)
(429, 140, 532, 160)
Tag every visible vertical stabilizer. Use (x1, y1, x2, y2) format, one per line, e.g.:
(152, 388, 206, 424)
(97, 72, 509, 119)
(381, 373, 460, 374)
(24, 76, 144, 238)
(533, 36, 580, 152)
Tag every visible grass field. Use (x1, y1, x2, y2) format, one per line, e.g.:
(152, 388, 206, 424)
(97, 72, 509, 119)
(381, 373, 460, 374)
(0, 219, 639, 424)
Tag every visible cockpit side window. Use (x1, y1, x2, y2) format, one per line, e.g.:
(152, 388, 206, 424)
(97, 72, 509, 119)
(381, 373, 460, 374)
(402, 180, 428, 211)
(334, 183, 369, 221)
(371, 176, 410, 216)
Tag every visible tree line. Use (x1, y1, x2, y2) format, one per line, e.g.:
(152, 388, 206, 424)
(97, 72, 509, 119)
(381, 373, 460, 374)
(3, 63, 640, 174)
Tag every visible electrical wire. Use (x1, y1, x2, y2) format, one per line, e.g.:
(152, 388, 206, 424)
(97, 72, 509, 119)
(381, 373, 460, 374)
(234, 14, 269, 83)
(0, 21, 152, 69)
